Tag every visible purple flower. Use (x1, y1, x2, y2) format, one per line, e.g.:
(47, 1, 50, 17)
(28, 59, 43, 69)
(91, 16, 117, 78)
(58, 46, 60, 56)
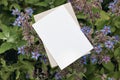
(13, 19, 21, 26)
(75, 5, 82, 11)
(25, 8, 33, 16)
(94, 44, 102, 54)
(55, 73, 62, 80)
(81, 26, 91, 35)
(42, 55, 47, 63)
(31, 51, 40, 60)
(18, 46, 25, 54)
(108, 2, 115, 9)
(102, 56, 110, 63)
(113, 35, 120, 42)
(101, 26, 111, 35)
(12, 8, 20, 15)
(105, 41, 114, 49)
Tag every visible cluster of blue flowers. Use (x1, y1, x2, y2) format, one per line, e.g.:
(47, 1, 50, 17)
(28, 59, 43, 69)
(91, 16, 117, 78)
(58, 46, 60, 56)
(105, 41, 114, 49)
(81, 25, 119, 65)
(81, 26, 91, 35)
(12, 8, 33, 26)
(108, 0, 118, 13)
(101, 26, 111, 35)
(94, 44, 102, 54)
(18, 46, 40, 60)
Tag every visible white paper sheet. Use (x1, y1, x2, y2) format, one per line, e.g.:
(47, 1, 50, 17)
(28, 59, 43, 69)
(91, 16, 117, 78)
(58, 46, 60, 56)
(33, 3, 93, 70)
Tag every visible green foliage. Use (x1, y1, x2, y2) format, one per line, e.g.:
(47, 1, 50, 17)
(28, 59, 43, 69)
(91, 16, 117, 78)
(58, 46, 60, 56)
(0, 0, 120, 80)
(0, 23, 26, 54)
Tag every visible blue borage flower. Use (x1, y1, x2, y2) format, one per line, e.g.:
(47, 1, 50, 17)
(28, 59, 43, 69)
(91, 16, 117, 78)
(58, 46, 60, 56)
(80, 56, 87, 64)
(55, 72, 62, 80)
(25, 8, 33, 16)
(18, 46, 25, 54)
(101, 26, 111, 35)
(94, 44, 102, 54)
(12, 8, 20, 16)
(113, 35, 120, 42)
(105, 41, 114, 49)
(31, 51, 41, 60)
(42, 55, 47, 63)
(108, 0, 118, 13)
(91, 56, 97, 64)
(13, 15, 25, 26)
(81, 26, 91, 35)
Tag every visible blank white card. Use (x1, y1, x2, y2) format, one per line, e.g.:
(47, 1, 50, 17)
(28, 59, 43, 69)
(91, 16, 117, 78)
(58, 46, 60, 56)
(32, 4, 93, 70)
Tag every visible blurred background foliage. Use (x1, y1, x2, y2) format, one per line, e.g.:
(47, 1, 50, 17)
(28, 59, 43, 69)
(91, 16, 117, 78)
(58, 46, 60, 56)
(0, 0, 120, 80)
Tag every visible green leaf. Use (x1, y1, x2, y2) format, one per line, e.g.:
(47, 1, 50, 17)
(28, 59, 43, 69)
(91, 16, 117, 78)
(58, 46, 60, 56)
(9, 3, 21, 10)
(0, 58, 6, 67)
(54, 0, 66, 6)
(114, 17, 120, 29)
(16, 40, 26, 47)
(0, 25, 10, 38)
(102, 62, 114, 71)
(76, 12, 87, 19)
(0, 42, 14, 54)
(111, 26, 116, 32)
(95, 10, 110, 29)
(34, 2, 48, 7)
(86, 64, 96, 75)
(92, 7, 100, 14)
(0, 0, 8, 6)
(16, 70, 20, 79)
(25, 0, 39, 4)
(114, 47, 120, 57)
(0, 32, 7, 40)
(108, 71, 120, 79)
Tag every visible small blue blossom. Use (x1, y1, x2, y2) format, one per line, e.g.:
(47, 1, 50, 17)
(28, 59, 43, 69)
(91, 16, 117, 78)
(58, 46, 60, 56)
(108, 2, 115, 9)
(81, 26, 91, 35)
(105, 41, 114, 49)
(80, 56, 87, 64)
(108, 0, 118, 13)
(91, 57, 97, 64)
(25, 8, 33, 16)
(12, 8, 20, 15)
(18, 46, 25, 54)
(13, 19, 21, 26)
(101, 26, 111, 35)
(113, 35, 120, 42)
(13, 15, 25, 26)
(94, 44, 102, 54)
(55, 72, 62, 80)
(42, 55, 47, 63)
(31, 51, 40, 60)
